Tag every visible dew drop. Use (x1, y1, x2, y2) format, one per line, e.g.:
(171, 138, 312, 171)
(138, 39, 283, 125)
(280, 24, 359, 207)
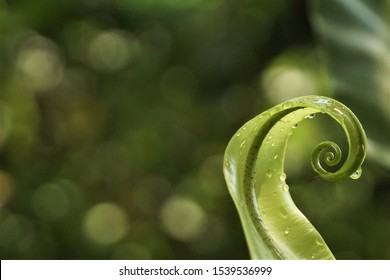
(236, 132, 241, 137)
(266, 170, 273, 178)
(350, 167, 362, 180)
(311, 254, 315, 259)
(268, 134, 273, 140)
(240, 139, 247, 148)
(224, 159, 230, 168)
(282, 184, 289, 192)
(284, 228, 290, 235)
(306, 113, 315, 119)
(279, 173, 287, 181)
(333, 107, 343, 115)
(316, 238, 324, 246)
(282, 102, 292, 109)
(271, 142, 275, 147)
(264, 112, 271, 118)
(274, 154, 278, 160)
(292, 124, 298, 129)
(280, 206, 288, 218)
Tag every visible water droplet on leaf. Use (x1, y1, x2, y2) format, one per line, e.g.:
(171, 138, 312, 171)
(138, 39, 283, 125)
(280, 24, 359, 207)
(282, 184, 289, 192)
(316, 238, 323, 246)
(282, 102, 292, 109)
(280, 206, 288, 218)
(266, 170, 272, 178)
(306, 113, 315, 119)
(279, 173, 286, 181)
(284, 228, 290, 235)
(240, 139, 247, 148)
(350, 167, 362, 179)
(292, 124, 298, 129)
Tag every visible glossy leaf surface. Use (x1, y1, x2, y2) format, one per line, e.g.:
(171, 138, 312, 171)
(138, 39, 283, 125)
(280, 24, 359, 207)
(223, 95, 366, 259)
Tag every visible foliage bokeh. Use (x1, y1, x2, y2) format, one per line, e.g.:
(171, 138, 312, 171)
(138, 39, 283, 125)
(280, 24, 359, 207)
(0, 0, 389, 259)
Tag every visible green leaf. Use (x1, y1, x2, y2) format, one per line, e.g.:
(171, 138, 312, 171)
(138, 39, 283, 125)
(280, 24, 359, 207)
(309, 0, 390, 167)
(223, 95, 366, 259)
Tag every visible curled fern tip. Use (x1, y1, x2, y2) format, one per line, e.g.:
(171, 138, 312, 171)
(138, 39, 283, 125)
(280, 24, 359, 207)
(223, 95, 367, 259)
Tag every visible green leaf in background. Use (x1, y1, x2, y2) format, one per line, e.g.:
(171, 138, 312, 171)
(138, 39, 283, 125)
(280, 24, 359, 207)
(223, 96, 366, 259)
(309, 0, 390, 167)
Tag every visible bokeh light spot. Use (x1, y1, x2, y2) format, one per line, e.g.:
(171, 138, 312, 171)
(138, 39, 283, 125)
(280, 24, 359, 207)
(88, 30, 138, 72)
(17, 35, 64, 91)
(160, 196, 206, 242)
(32, 181, 70, 222)
(262, 66, 316, 103)
(83, 202, 129, 245)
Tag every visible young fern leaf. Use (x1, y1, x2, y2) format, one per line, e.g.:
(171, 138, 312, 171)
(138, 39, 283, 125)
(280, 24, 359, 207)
(223, 95, 367, 260)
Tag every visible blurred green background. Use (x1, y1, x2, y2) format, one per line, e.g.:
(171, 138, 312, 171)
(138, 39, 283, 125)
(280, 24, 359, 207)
(0, 0, 389, 259)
